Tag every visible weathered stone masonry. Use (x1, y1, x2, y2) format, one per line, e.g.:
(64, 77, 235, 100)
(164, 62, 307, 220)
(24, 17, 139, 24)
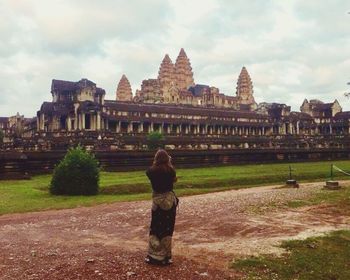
(1, 48, 348, 151)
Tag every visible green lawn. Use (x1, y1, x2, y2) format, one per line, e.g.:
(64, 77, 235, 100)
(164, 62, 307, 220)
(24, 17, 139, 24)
(232, 230, 350, 280)
(287, 182, 350, 211)
(1, 160, 350, 215)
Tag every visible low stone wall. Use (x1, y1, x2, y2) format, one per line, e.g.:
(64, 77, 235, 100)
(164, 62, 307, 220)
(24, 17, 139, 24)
(1, 148, 350, 179)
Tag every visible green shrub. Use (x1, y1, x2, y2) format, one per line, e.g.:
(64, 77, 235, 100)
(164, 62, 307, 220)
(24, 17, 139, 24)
(146, 131, 164, 150)
(50, 146, 100, 195)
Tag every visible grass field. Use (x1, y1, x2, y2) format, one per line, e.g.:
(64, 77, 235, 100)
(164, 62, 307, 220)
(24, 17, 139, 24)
(232, 230, 350, 280)
(1, 160, 350, 215)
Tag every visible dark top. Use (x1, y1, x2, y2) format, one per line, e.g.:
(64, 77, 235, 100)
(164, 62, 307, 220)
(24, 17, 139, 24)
(146, 167, 176, 193)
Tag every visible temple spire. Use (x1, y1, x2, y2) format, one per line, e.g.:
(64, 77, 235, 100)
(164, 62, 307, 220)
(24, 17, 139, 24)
(116, 74, 132, 101)
(174, 48, 194, 90)
(236, 66, 255, 105)
(158, 54, 175, 87)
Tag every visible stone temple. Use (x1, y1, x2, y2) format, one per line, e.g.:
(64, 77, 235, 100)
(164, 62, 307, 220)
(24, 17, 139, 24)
(0, 48, 348, 151)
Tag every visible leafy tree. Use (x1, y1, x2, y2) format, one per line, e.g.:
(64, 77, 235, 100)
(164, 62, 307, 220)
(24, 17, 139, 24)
(50, 146, 100, 195)
(146, 131, 165, 150)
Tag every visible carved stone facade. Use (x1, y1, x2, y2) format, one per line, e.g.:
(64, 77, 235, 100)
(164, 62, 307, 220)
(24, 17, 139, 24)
(37, 79, 105, 132)
(1, 49, 350, 151)
(133, 48, 255, 109)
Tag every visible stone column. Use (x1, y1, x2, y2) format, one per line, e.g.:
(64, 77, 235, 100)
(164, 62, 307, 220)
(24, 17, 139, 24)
(296, 121, 300, 135)
(150, 122, 154, 132)
(127, 122, 133, 133)
(115, 121, 118, 133)
(77, 114, 83, 130)
(36, 117, 40, 132)
(329, 124, 332, 135)
(82, 113, 85, 130)
(97, 113, 101, 130)
(167, 124, 171, 134)
(91, 115, 95, 130)
(139, 122, 144, 133)
(67, 116, 71, 131)
(40, 113, 45, 131)
(279, 125, 283, 135)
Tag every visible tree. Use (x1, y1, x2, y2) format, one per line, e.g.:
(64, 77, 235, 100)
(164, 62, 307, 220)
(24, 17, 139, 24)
(146, 131, 165, 150)
(50, 146, 100, 195)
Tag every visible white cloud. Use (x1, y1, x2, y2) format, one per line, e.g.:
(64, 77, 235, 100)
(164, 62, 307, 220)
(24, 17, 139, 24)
(0, 0, 350, 116)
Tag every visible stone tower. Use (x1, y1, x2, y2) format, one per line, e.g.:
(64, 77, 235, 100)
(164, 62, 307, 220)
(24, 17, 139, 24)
(116, 74, 132, 101)
(158, 54, 175, 87)
(158, 54, 177, 103)
(174, 48, 194, 90)
(236, 67, 255, 105)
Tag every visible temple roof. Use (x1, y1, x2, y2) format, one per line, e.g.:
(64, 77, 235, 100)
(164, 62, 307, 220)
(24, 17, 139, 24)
(96, 87, 106, 95)
(51, 79, 100, 94)
(334, 111, 350, 120)
(289, 112, 314, 120)
(311, 103, 334, 111)
(188, 84, 210, 97)
(39, 102, 75, 115)
(104, 100, 268, 119)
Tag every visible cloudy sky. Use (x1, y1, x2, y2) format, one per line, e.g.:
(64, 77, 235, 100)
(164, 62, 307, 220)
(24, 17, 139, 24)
(1, 0, 349, 117)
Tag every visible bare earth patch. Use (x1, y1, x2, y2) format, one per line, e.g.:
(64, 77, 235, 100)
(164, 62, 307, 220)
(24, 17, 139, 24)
(1, 181, 349, 279)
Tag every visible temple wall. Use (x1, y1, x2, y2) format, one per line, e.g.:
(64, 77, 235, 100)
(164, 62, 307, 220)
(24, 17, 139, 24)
(2, 148, 350, 179)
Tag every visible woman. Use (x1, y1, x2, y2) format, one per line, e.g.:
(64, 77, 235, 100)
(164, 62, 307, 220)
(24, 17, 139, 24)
(145, 149, 178, 265)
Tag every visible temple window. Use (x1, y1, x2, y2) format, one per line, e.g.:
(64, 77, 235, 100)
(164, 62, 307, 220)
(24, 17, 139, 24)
(60, 116, 67, 130)
(85, 114, 91, 129)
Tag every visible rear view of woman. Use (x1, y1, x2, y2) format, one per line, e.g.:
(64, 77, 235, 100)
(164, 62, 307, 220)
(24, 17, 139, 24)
(145, 149, 178, 265)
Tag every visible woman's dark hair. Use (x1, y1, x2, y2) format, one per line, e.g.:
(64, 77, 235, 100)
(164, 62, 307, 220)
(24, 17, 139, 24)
(151, 149, 174, 172)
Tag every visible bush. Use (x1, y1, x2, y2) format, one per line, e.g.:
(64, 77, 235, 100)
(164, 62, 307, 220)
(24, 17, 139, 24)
(50, 146, 100, 195)
(146, 131, 164, 150)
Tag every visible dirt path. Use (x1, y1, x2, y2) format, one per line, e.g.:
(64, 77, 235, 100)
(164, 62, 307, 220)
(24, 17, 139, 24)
(1, 181, 349, 279)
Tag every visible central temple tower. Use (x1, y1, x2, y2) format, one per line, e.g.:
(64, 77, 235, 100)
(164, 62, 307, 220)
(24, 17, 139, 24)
(174, 48, 194, 90)
(236, 67, 257, 110)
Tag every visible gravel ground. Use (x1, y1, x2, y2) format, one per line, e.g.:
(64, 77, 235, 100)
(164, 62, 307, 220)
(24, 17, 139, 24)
(1, 181, 349, 279)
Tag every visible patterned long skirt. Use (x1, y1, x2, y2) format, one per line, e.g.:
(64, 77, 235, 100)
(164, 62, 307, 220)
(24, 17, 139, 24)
(147, 191, 178, 262)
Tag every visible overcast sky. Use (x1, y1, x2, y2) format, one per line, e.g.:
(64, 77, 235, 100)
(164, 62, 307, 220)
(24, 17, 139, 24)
(1, 0, 349, 117)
